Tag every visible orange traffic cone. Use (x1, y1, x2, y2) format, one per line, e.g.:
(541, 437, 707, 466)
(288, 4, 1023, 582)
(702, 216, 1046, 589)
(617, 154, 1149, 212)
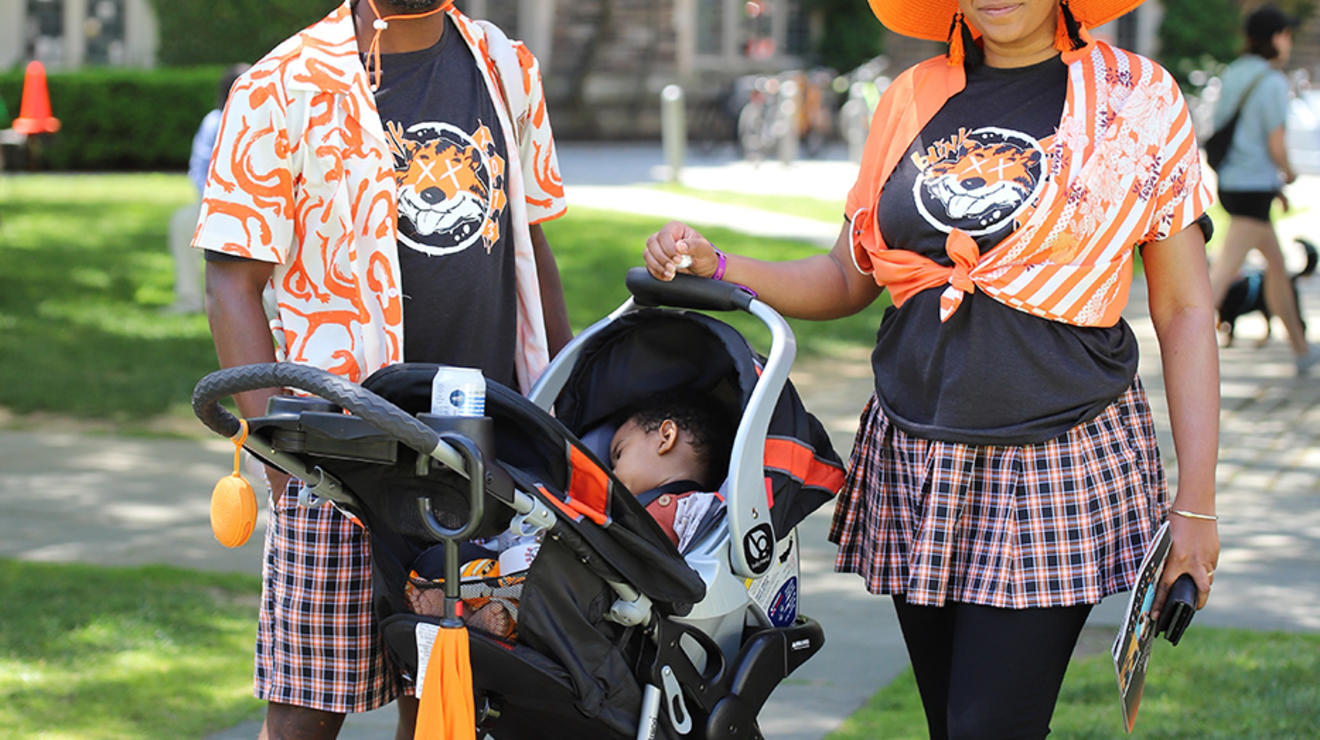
(12, 61, 60, 135)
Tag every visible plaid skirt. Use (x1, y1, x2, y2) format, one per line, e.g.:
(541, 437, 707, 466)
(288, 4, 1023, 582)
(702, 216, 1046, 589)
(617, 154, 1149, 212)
(829, 380, 1168, 609)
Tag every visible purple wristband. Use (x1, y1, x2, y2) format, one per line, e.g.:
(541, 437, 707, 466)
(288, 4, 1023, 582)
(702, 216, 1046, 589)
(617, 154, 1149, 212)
(712, 249, 728, 281)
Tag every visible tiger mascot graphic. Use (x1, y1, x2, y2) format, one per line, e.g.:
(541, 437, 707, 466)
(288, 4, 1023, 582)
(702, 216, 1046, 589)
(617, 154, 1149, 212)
(913, 127, 1046, 236)
(388, 120, 507, 256)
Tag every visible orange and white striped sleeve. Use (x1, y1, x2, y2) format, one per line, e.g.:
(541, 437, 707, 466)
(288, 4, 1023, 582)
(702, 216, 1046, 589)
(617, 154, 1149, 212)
(1143, 75, 1215, 244)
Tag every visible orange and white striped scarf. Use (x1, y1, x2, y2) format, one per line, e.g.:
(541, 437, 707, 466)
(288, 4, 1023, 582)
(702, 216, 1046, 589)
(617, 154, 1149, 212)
(847, 40, 1212, 327)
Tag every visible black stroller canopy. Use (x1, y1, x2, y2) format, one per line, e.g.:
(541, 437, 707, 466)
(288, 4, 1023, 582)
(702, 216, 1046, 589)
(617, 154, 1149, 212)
(553, 309, 845, 535)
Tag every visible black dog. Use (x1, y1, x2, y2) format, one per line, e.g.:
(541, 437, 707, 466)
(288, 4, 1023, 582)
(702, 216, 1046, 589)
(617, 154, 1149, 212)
(1217, 238, 1318, 347)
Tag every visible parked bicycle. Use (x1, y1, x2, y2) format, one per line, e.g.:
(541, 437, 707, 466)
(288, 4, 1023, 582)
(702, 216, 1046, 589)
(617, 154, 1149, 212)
(733, 67, 839, 162)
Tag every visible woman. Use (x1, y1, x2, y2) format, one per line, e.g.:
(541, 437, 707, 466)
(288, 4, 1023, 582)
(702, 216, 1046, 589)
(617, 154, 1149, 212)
(643, 1, 1220, 737)
(1207, 4, 1316, 375)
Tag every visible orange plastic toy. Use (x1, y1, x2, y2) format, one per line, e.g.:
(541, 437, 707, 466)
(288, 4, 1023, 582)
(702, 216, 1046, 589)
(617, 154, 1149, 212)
(210, 420, 257, 548)
(12, 61, 60, 135)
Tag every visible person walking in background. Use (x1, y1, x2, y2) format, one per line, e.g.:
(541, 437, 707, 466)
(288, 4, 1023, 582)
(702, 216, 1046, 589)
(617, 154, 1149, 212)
(166, 64, 249, 314)
(193, 1, 570, 737)
(644, 1, 1220, 737)
(1207, 5, 1317, 375)
(187, 65, 250, 197)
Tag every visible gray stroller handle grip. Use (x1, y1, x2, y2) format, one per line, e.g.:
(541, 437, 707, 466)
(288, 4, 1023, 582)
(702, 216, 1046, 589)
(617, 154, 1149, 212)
(192, 363, 464, 475)
(626, 267, 755, 312)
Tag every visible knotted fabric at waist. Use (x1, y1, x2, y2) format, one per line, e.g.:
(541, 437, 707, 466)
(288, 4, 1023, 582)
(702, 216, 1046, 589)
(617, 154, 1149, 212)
(868, 227, 981, 322)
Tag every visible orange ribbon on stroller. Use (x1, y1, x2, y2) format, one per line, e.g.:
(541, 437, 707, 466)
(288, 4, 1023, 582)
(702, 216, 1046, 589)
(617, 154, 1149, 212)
(414, 621, 476, 740)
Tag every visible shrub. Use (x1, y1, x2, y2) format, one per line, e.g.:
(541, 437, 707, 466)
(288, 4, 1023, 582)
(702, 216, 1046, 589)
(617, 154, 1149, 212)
(148, 0, 335, 66)
(0, 66, 223, 171)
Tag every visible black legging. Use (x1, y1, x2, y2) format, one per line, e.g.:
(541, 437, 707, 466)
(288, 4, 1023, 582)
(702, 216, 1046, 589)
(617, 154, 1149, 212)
(892, 597, 1093, 740)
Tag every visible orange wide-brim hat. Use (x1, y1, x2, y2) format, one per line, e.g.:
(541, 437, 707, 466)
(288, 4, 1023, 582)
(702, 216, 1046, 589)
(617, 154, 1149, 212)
(867, 0, 1146, 42)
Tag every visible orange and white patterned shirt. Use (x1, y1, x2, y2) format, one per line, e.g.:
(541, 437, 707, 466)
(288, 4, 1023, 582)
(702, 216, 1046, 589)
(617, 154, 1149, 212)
(847, 39, 1212, 327)
(193, 2, 566, 391)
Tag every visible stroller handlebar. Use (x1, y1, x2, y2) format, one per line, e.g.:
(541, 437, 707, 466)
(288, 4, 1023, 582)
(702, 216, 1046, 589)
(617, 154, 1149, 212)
(625, 268, 756, 312)
(191, 362, 466, 475)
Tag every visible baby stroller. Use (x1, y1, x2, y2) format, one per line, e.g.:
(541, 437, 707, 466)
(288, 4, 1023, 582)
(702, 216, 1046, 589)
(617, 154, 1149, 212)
(193, 270, 846, 739)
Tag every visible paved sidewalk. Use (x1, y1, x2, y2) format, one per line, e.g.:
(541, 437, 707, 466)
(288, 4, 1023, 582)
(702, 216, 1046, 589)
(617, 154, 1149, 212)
(4, 145, 1319, 738)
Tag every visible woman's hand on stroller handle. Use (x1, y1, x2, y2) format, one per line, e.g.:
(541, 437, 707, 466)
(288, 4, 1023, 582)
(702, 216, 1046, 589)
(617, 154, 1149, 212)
(645, 221, 719, 281)
(626, 268, 755, 313)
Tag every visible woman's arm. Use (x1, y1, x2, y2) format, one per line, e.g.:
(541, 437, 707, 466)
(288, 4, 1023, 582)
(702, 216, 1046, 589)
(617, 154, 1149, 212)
(643, 221, 883, 319)
(1142, 225, 1221, 617)
(1267, 126, 1297, 184)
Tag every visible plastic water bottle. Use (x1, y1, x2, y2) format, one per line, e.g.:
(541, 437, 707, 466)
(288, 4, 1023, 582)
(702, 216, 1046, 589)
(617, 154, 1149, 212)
(430, 366, 485, 416)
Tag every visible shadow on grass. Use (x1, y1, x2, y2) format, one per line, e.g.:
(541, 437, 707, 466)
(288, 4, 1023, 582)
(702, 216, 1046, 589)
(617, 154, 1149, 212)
(0, 559, 263, 739)
(1, 176, 217, 419)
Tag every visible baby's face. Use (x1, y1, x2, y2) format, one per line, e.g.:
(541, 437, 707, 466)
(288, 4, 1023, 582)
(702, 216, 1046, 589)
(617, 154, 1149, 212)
(609, 418, 662, 494)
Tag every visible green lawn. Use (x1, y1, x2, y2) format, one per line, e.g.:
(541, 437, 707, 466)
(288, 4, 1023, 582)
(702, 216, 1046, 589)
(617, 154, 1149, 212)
(0, 559, 263, 739)
(656, 183, 846, 225)
(827, 627, 1320, 739)
(0, 175, 213, 423)
(0, 174, 885, 427)
(542, 204, 889, 356)
(3, 554, 1316, 739)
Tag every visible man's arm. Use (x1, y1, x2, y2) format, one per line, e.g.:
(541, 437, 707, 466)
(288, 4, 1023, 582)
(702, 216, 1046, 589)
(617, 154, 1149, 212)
(205, 257, 291, 496)
(530, 223, 572, 357)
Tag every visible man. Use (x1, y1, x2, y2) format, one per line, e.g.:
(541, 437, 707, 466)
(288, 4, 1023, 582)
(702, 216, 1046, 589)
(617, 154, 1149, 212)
(193, 1, 570, 737)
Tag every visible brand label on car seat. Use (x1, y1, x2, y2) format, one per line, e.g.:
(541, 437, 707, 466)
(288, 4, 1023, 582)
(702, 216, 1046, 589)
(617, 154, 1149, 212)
(746, 530, 799, 626)
(743, 523, 775, 573)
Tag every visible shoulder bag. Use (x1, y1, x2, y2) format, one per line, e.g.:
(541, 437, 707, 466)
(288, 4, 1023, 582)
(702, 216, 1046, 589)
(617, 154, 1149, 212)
(1204, 69, 1271, 171)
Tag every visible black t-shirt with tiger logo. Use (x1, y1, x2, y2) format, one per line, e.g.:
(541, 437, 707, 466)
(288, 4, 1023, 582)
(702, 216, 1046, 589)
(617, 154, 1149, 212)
(872, 55, 1140, 445)
(374, 15, 517, 387)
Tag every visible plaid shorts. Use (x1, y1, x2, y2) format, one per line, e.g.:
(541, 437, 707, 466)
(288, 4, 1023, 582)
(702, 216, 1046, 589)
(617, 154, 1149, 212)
(829, 380, 1168, 609)
(254, 481, 408, 713)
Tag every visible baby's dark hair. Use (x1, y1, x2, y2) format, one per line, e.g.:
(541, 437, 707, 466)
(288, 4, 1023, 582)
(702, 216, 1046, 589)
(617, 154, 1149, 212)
(626, 392, 734, 489)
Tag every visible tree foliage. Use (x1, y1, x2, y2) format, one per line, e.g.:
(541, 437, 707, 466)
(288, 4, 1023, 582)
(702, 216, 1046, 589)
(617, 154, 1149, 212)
(1157, 0, 1242, 86)
(149, 0, 337, 65)
(803, 0, 886, 73)
(1158, 0, 1319, 88)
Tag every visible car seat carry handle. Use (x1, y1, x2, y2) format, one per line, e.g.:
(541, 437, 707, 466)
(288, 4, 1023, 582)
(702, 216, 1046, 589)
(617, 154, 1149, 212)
(626, 268, 795, 580)
(192, 363, 467, 476)
(626, 267, 755, 312)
